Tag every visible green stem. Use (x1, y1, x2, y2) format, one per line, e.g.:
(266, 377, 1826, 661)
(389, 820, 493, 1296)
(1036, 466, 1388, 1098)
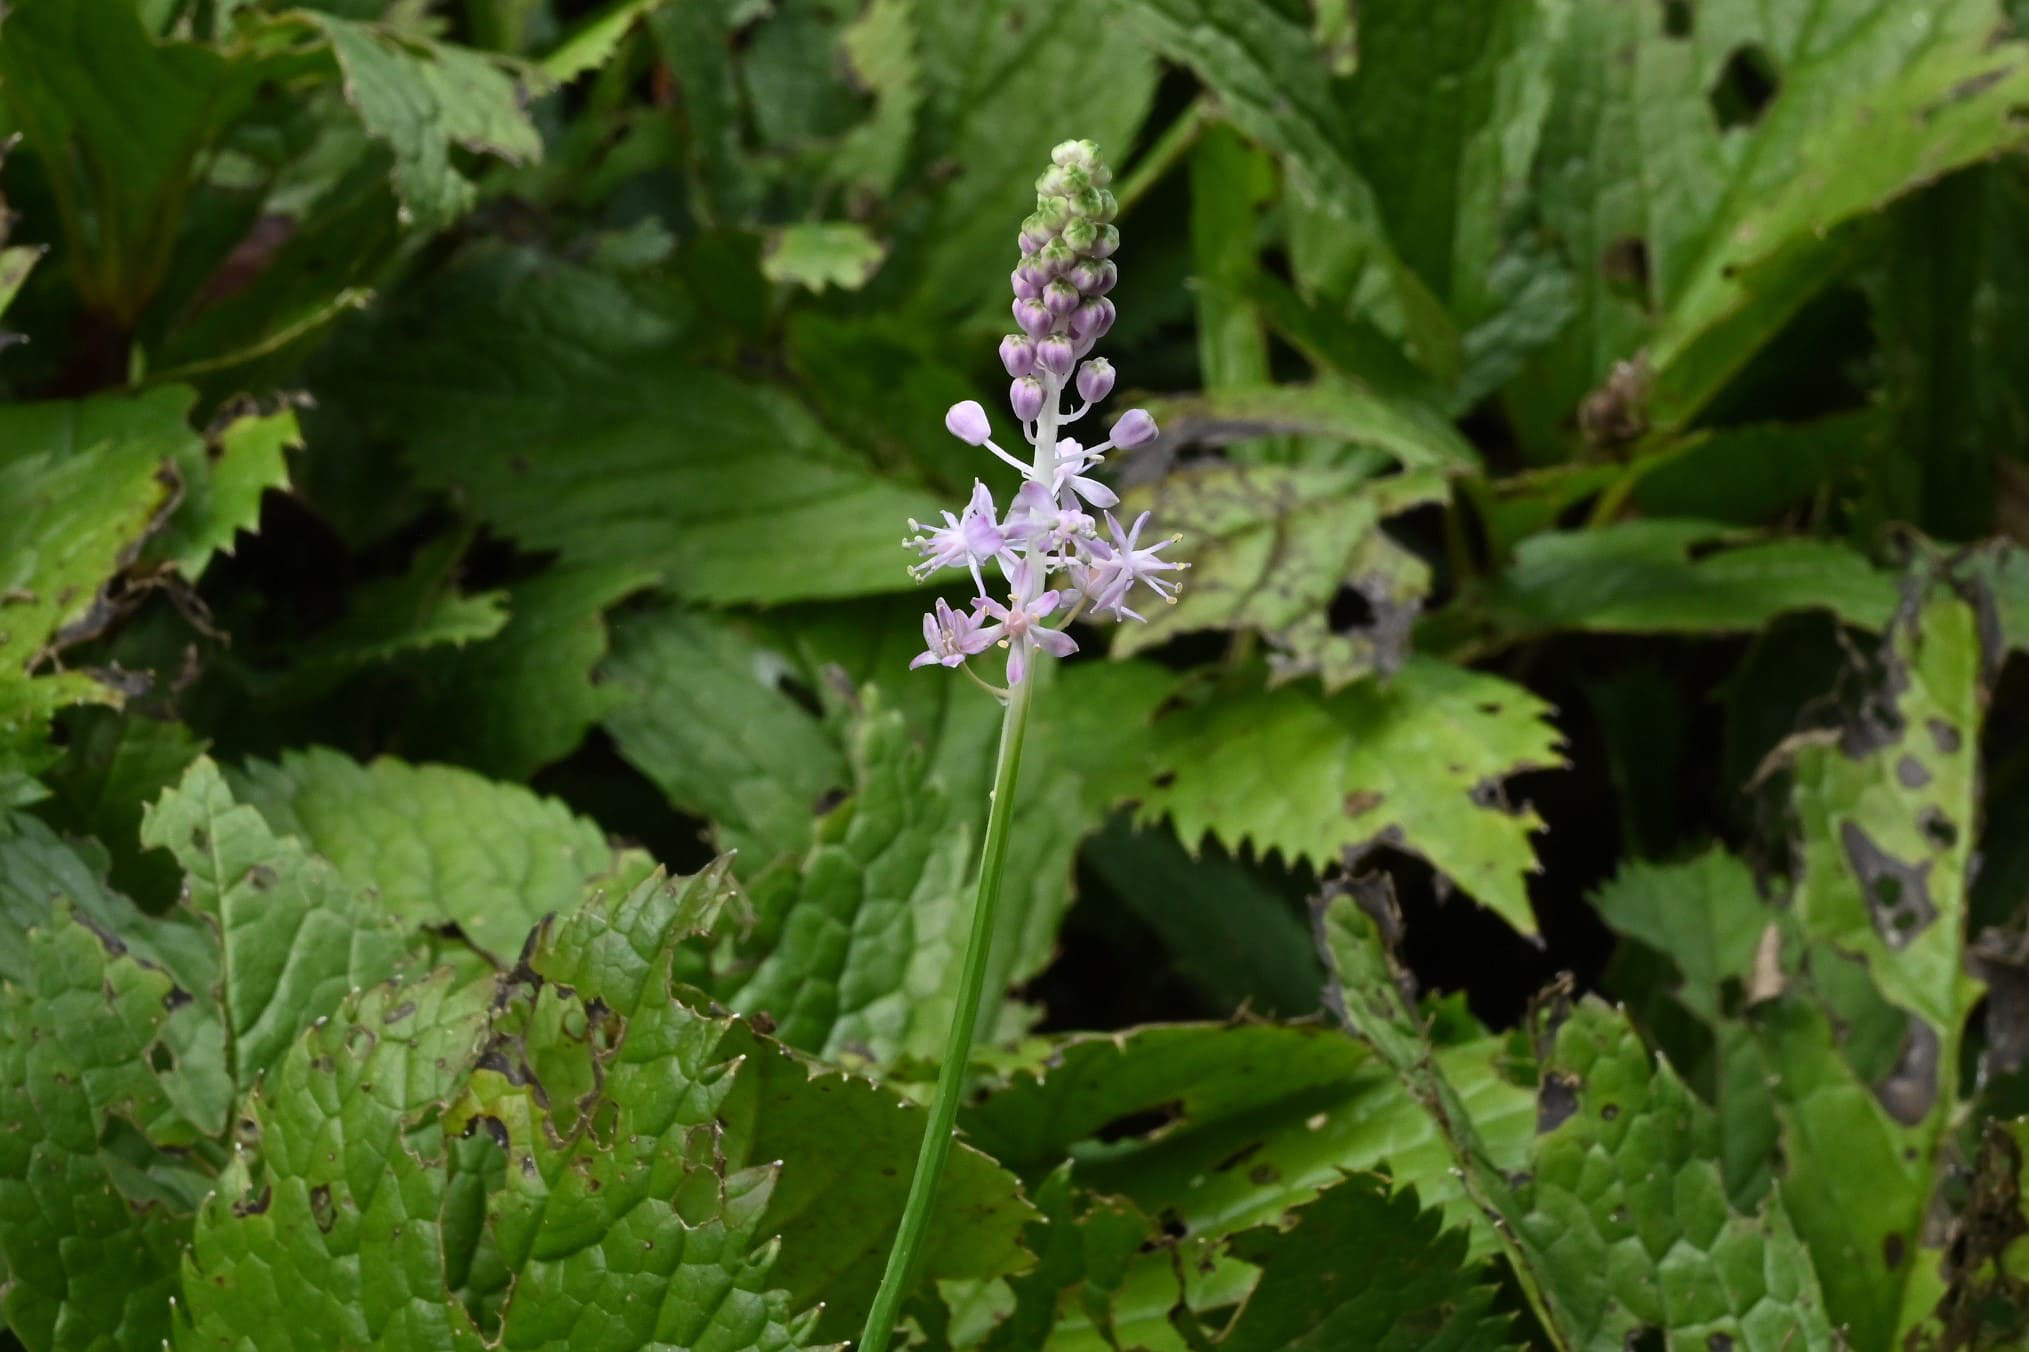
(857, 676, 1033, 1351)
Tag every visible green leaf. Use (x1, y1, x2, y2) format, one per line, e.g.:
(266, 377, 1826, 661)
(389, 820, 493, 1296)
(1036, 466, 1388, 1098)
(331, 244, 941, 604)
(291, 13, 544, 234)
(34, 707, 204, 908)
(538, 0, 670, 84)
(144, 400, 298, 582)
(138, 756, 410, 1126)
(606, 604, 1084, 1062)
(1217, 1175, 1515, 1351)
(603, 606, 850, 869)
(963, 1021, 1534, 1262)
(1782, 581, 1987, 1038)
(398, 560, 660, 780)
(760, 221, 887, 293)
(225, 746, 647, 961)
(710, 701, 975, 1063)
(1591, 850, 1771, 1025)
(1112, 463, 1449, 691)
(1115, 0, 1460, 383)
(0, 907, 199, 1352)
(1188, 124, 1289, 463)
(282, 531, 510, 673)
(1516, 0, 2029, 450)
(0, 0, 275, 319)
(0, 386, 191, 771)
(1135, 383, 1482, 476)
(1140, 660, 1566, 936)
(1316, 888, 1840, 1350)
(905, 0, 1157, 325)
(176, 971, 498, 1351)
(1434, 521, 1899, 660)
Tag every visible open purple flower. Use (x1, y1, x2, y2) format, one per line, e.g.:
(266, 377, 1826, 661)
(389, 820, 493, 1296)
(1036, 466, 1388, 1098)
(906, 480, 1010, 593)
(1084, 510, 1188, 621)
(909, 597, 995, 669)
(973, 559, 1077, 685)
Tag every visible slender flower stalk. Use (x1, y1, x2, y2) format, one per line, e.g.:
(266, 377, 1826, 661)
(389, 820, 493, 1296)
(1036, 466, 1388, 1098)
(862, 140, 1185, 1352)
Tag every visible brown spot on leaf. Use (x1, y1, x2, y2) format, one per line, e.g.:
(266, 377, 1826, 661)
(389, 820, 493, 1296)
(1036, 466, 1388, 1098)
(309, 1184, 336, 1233)
(1537, 1070, 1580, 1134)
(232, 1185, 273, 1218)
(1342, 789, 1383, 817)
(1248, 1162, 1282, 1186)
(1895, 754, 1931, 789)
(1883, 1231, 1905, 1269)
(1873, 1016, 1940, 1126)
(1927, 717, 1963, 755)
(1841, 821, 1936, 949)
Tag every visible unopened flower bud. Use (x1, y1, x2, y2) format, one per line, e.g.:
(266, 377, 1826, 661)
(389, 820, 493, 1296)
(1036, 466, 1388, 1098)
(1011, 268, 1039, 301)
(1036, 335, 1076, 377)
(1052, 138, 1101, 171)
(1071, 187, 1107, 219)
(1014, 297, 1053, 340)
(1068, 297, 1114, 343)
(1038, 240, 1075, 278)
(946, 400, 992, 445)
(1035, 195, 1072, 230)
(1020, 219, 1053, 251)
(1089, 224, 1120, 259)
(1010, 376, 1045, 421)
(1076, 358, 1115, 403)
(1000, 334, 1036, 377)
(1062, 219, 1098, 254)
(1070, 259, 1118, 296)
(1092, 189, 1119, 223)
(1110, 407, 1157, 449)
(1042, 278, 1080, 317)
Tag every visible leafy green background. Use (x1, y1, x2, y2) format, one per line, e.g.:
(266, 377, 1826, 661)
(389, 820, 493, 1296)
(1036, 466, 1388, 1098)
(5, 0, 2029, 1348)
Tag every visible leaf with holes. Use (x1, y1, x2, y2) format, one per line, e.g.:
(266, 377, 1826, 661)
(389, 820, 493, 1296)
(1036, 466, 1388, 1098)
(1113, 463, 1448, 691)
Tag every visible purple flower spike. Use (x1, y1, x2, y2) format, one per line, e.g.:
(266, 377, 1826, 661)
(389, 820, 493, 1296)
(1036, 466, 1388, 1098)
(1014, 298, 1053, 341)
(945, 400, 991, 445)
(1068, 298, 1112, 344)
(1109, 408, 1157, 449)
(1043, 278, 1080, 317)
(1010, 377, 1045, 422)
(1076, 358, 1115, 404)
(1000, 335, 1036, 378)
(1011, 268, 1039, 301)
(1036, 335, 1075, 377)
(974, 559, 1078, 686)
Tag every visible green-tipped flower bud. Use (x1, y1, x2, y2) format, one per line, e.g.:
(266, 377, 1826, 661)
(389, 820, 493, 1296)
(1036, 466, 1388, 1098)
(1035, 195, 1072, 230)
(1089, 223, 1120, 259)
(1061, 219, 1098, 254)
(1037, 240, 1076, 278)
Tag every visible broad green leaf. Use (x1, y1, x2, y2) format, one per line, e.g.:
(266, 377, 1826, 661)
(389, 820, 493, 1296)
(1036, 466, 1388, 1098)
(521, 864, 1034, 1343)
(1115, 0, 1459, 383)
(1317, 889, 1839, 1350)
(1135, 383, 1482, 476)
(761, 221, 886, 293)
(1217, 1175, 1515, 1351)
(144, 401, 298, 582)
(1433, 521, 1899, 660)
(226, 746, 647, 960)
(1626, 410, 1880, 526)
(603, 607, 850, 870)
(0, 807, 142, 986)
(329, 244, 942, 604)
(290, 13, 543, 234)
(0, 386, 191, 771)
(0, 907, 200, 1352)
(1140, 660, 1565, 936)
(1516, 0, 2029, 450)
(905, 0, 1157, 325)
(1112, 463, 1449, 691)
(962, 1021, 1533, 1260)
(398, 560, 660, 780)
(38, 707, 205, 905)
(713, 703, 974, 1063)
(0, 0, 275, 319)
(138, 756, 409, 1127)
(830, 0, 919, 199)
(176, 972, 499, 1351)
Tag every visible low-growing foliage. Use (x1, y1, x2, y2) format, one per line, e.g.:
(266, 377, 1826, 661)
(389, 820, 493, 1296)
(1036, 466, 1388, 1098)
(5, 1, 2029, 1349)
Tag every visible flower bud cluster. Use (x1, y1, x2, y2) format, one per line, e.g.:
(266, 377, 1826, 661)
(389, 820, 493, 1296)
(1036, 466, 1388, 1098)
(906, 140, 1184, 691)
